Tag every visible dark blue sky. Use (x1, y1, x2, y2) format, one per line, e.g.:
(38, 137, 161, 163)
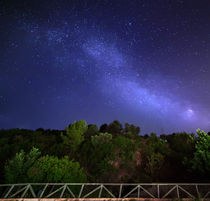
(1, 0, 210, 134)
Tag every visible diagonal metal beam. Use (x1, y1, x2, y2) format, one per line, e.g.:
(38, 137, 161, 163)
(39, 183, 48, 198)
(78, 184, 84, 198)
(177, 184, 179, 198)
(123, 185, 138, 198)
(60, 184, 67, 198)
(83, 185, 101, 198)
(162, 185, 176, 199)
(21, 184, 30, 198)
(103, 185, 115, 198)
(98, 184, 103, 198)
(66, 185, 75, 198)
(204, 190, 210, 199)
(29, 185, 36, 198)
(139, 185, 155, 198)
(46, 185, 64, 198)
(4, 185, 15, 198)
(10, 185, 27, 198)
(196, 184, 200, 198)
(178, 185, 195, 198)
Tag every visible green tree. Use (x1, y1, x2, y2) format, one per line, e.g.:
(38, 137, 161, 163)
(187, 129, 210, 176)
(147, 133, 169, 155)
(80, 132, 114, 181)
(124, 123, 140, 138)
(167, 132, 193, 155)
(142, 133, 169, 180)
(91, 132, 112, 146)
(4, 147, 41, 183)
(167, 132, 194, 174)
(28, 155, 86, 183)
(145, 152, 164, 177)
(61, 120, 87, 152)
(107, 120, 123, 135)
(113, 136, 137, 161)
(84, 124, 98, 139)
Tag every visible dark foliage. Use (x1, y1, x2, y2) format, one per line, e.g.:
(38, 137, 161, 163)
(0, 120, 209, 183)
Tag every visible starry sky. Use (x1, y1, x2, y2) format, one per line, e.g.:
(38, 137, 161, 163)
(1, 0, 210, 134)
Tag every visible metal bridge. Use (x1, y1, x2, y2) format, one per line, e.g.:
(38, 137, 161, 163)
(0, 183, 210, 200)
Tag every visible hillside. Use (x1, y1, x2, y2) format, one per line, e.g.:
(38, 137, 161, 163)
(0, 120, 210, 184)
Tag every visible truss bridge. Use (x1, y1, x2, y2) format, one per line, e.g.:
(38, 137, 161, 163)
(0, 183, 210, 200)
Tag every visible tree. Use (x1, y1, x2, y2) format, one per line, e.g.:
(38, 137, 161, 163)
(86, 133, 114, 181)
(142, 133, 169, 180)
(167, 132, 194, 171)
(124, 123, 140, 138)
(99, 121, 123, 135)
(107, 120, 123, 135)
(4, 147, 41, 183)
(113, 136, 137, 161)
(84, 124, 98, 139)
(145, 152, 164, 178)
(28, 155, 86, 183)
(99, 123, 108, 133)
(91, 132, 112, 147)
(146, 133, 169, 155)
(61, 120, 87, 152)
(167, 132, 193, 154)
(187, 129, 210, 176)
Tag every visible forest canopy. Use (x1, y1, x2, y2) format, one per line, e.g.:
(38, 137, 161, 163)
(0, 120, 210, 184)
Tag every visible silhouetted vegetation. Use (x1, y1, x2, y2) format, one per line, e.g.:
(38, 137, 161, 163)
(0, 120, 209, 183)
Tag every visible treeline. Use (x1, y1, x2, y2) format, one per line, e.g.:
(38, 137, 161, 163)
(0, 120, 210, 184)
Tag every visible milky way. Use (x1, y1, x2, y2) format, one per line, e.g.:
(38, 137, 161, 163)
(1, 0, 210, 134)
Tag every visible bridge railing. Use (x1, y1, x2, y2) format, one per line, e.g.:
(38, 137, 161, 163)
(0, 183, 210, 199)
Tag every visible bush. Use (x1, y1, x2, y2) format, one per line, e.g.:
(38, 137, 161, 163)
(28, 155, 86, 183)
(4, 147, 41, 183)
(186, 129, 210, 176)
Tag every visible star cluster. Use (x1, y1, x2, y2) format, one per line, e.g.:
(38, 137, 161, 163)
(0, 0, 210, 134)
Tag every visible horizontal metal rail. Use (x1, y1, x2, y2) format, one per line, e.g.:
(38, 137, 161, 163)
(0, 183, 209, 199)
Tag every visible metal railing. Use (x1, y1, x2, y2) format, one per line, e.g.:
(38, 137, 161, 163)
(0, 183, 210, 199)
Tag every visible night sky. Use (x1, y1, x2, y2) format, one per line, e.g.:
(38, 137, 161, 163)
(1, 0, 210, 134)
